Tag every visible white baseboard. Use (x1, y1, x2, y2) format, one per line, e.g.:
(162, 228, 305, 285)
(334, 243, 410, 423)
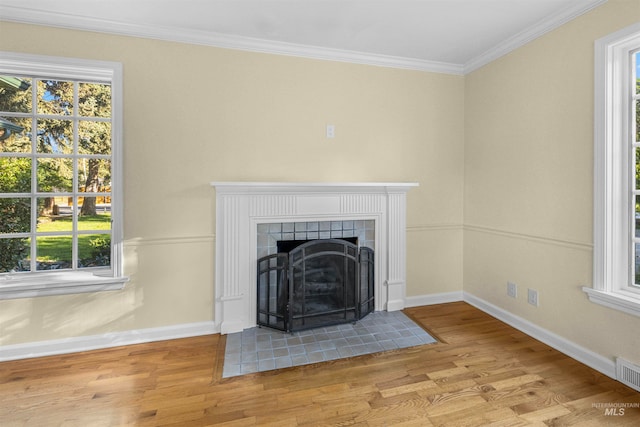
(1, 292, 618, 382)
(0, 321, 219, 362)
(405, 291, 463, 307)
(462, 292, 616, 379)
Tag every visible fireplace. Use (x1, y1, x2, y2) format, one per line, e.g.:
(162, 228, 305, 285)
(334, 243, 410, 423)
(257, 238, 374, 332)
(211, 182, 418, 334)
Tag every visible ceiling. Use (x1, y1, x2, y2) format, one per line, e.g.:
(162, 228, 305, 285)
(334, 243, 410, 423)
(0, 0, 607, 74)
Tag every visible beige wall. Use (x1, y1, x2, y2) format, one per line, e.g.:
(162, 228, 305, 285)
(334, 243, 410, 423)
(2, 0, 638, 370)
(464, 0, 640, 363)
(0, 22, 464, 345)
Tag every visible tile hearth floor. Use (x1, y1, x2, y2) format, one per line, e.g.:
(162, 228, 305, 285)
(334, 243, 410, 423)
(222, 310, 437, 378)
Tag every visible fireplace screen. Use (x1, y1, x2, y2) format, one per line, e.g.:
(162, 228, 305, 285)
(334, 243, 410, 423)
(257, 239, 374, 332)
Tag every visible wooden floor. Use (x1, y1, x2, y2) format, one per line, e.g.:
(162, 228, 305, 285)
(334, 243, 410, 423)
(1, 302, 639, 426)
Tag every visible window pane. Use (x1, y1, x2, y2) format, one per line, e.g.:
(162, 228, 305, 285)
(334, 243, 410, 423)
(633, 147, 640, 190)
(37, 118, 73, 154)
(0, 116, 32, 153)
(78, 234, 111, 268)
(0, 158, 31, 192)
(37, 197, 72, 232)
(78, 211, 111, 232)
(0, 197, 30, 234)
(636, 147, 640, 191)
(37, 80, 73, 116)
(635, 243, 640, 287)
(0, 76, 32, 113)
(0, 237, 30, 272)
(36, 235, 72, 270)
(79, 82, 111, 118)
(37, 158, 73, 192)
(77, 158, 111, 193)
(636, 52, 639, 96)
(79, 120, 111, 155)
(78, 192, 111, 219)
(636, 99, 639, 143)
(636, 195, 640, 238)
(1, 54, 121, 280)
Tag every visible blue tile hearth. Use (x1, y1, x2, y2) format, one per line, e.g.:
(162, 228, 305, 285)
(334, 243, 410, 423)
(222, 310, 437, 378)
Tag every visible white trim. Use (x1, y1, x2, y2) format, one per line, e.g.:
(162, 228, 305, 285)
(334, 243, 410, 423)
(0, 51, 127, 297)
(465, 224, 593, 252)
(463, 292, 617, 379)
(125, 235, 215, 247)
(0, 321, 219, 362)
(0, 50, 120, 81)
(0, 272, 128, 300)
(464, 0, 607, 73)
(587, 23, 640, 316)
(0, 6, 462, 75)
(405, 291, 463, 308)
(582, 287, 640, 317)
(0, 291, 619, 380)
(211, 182, 418, 334)
(0, 1, 606, 76)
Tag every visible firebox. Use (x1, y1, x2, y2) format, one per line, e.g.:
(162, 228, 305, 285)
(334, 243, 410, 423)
(257, 238, 374, 332)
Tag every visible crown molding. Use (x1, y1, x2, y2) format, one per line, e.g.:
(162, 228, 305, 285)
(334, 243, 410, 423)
(0, 5, 463, 75)
(0, 0, 607, 76)
(464, 0, 607, 74)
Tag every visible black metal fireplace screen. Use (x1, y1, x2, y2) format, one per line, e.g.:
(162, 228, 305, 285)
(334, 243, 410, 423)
(257, 239, 374, 332)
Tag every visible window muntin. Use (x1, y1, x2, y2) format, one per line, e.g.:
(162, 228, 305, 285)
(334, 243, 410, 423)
(587, 24, 640, 317)
(634, 51, 640, 288)
(0, 52, 125, 298)
(1, 77, 113, 273)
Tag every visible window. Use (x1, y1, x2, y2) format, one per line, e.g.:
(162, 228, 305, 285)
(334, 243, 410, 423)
(0, 52, 127, 299)
(585, 24, 640, 316)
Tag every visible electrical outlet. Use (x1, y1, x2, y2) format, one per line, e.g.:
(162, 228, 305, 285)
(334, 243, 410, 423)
(326, 124, 335, 138)
(507, 281, 517, 298)
(527, 288, 539, 306)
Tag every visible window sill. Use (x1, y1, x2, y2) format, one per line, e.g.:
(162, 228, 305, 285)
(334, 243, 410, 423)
(582, 287, 640, 317)
(0, 272, 129, 300)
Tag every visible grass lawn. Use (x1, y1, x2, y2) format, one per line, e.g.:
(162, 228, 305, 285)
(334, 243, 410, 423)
(35, 214, 111, 262)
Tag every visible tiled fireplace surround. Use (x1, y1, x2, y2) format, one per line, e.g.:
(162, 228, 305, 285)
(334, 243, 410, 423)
(211, 182, 418, 334)
(256, 219, 375, 259)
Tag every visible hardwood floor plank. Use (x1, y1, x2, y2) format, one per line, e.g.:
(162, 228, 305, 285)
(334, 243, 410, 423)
(2, 302, 639, 426)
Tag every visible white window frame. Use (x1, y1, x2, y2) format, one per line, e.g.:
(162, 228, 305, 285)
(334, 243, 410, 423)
(584, 24, 640, 317)
(0, 51, 128, 299)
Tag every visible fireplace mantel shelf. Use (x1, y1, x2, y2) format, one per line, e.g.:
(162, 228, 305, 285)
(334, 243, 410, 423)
(211, 182, 419, 193)
(211, 181, 418, 334)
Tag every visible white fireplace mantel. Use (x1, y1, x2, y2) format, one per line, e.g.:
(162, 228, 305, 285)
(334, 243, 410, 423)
(211, 182, 418, 334)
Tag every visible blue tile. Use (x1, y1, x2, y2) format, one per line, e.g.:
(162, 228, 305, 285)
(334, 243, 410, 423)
(307, 352, 326, 363)
(241, 352, 257, 363)
(337, 346, 356, 357)
(257, 349, 274, 360)
(271, 338, 287, 349)
(394, 336, 422, 347)
(275, 356, 293, 369)
(345, 336, 364, 346)
(273, 347, 290, 358)
(288, 345, 306, 355)
(223, 364, 241, 377)
(256, 341, 273, 351)
(222, 311, 436, 378)
(291, 354, 309, 365)
(300, 335, 317, 344)
(286, 336, 303, 346)
(258, 359, 276, 371)
(319, 340, 337, 350)
(303, 343, 322, 353)
(241, 363, 258, 374)
(323, 349, 340, 360)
